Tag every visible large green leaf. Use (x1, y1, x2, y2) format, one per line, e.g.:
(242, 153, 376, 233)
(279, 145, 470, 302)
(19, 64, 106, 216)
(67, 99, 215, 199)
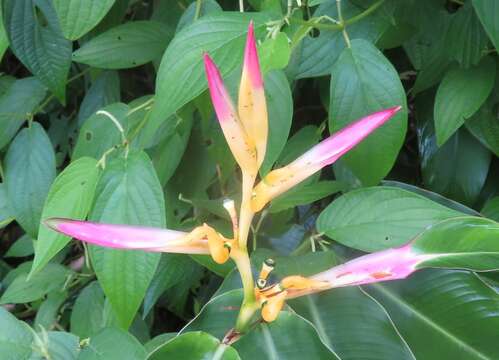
(73, 21, 171, 69)
(3, 0, 72, 102)
(472, 0, 499, 50)
(31, 157, 101, 275)
(181, 290, 242, 339)
(53, 0, 116, 40)
(148, 332, 240, 360)
(0, 5, 9, 61)
(0, 263, 70, 304)
(233, 312, 340, 359)
(144, 12, 269, 144)
(368, 269, 499, 359)
(418, 93, 491, 206)
(434, 56, 496, 145)
(446, 2, 489, 68)
(295, 1, 389, 79)
(260, 70, 293, 176)
(0, 183, 14, 229)
(89, 151, 165, 329)
(269, 181, 346, 213)
(482, 197, 499, 221)
(466, 94, 499, 157)
(0, 308, 33, 359)
(31, 331, 79, 360)
(143, 254, 200, 317)
(0, 77, 46, 150)
(4, 122, 56, 238)
(413, 216, 499, 271)
(77, 71, 120, 126)
(289, 287, 415, 359)
(317, 186, 463, 252)
(70, 281, 106, 338)
(78, 328, 146, 360)
(329, 39, 407, 186)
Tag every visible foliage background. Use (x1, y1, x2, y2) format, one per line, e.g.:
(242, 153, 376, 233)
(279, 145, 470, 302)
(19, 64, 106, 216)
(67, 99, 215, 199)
(0, 0, 499, 359)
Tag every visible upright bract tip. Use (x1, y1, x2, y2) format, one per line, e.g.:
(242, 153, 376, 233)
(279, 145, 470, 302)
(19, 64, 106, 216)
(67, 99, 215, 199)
(239, 21, 268, 169)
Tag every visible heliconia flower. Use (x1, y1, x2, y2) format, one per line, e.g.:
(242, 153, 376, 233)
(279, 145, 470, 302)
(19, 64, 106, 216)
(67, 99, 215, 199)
(284, 243, 432, 299)
(43, 218, 232, 263)
(238, 21, 268, 169)
(251, 106, 402, 212)
(203, 53, 258, 176)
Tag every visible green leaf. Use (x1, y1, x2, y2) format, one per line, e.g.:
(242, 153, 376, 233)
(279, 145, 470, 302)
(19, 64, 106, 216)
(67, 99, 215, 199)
(31, 331, 80, 360)
(0, 5, 9, 61)
(472, 0, 499, 50)
(34, 291, 67, 330)
(289, 287, 415, 359)
(4, 122, 56, 238)
(53, 0, 116, 40)
(233, 312, 340, 359)
(144, 333, 177, 355)
(181, 290, 242, 339)
(434, 56, 496, 145)
(89, 151, 165, 329)
(413, 216, 499, 271)
(317, 186, 465, 252)
(78, 328, 146, 360)
(276, 125, 321, 167)
(420, 128, 491, 207)
(260, 70, 293, 176)
(143, 254, 200, 317)
(446, 2, 489, 68)
(70, 281, 106, 338)
(31, 157, 100, 275)
(5, 234, 34, 258)
(148, 332, 240, 360)
(0, 183, 14, 229)
(0, 263, 70, 304)
(0, 307, 33, 359)
(466, 95, 499, 156)
(481, 197, 499, 221)
(295, 1, 389, 79)
(329, 39, 407, 186)
(0, 77, 46, 150)
(382, 181, 480, 216)
(176, 0, 222, 32)
(418, 92, 492, 206)
(73, 21, 171, 69)
(269, 181, 346, 213)
(77, 71, 121, 126)
(3, 0, 72, 102)
(368, 269, 499, 359)
(145, 12, 269, 143)
(73, 103, 129, 160)
(259, 33, 291, 73)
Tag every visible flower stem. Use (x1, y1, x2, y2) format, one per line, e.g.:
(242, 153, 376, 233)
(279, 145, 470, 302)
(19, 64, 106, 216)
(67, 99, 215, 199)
(232, 172, 259, 332)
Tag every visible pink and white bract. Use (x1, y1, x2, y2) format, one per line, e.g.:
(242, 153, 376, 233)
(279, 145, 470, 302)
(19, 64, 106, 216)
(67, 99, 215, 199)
(251, 106, 402, 211)
(44, 218, 211, 254)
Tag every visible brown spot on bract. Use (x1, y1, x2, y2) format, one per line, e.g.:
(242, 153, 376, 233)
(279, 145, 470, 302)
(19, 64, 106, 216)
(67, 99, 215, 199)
(336, 271, 352, 279)
(371, 271, 392, 279)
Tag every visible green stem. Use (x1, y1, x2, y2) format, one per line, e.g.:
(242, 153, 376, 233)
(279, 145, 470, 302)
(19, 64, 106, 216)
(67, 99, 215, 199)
(336, 0, 351, 48)
(289, 0, 385, 31)
(194, 0, 202, 20)
(233, 172, 258, 332)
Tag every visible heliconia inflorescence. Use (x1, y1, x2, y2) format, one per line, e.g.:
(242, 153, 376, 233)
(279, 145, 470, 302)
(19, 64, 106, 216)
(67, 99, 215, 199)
(43, 22, 409, 328)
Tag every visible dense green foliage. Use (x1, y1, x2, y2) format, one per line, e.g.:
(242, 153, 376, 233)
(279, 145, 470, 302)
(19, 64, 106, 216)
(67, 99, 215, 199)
(1, 0, 499, 359)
